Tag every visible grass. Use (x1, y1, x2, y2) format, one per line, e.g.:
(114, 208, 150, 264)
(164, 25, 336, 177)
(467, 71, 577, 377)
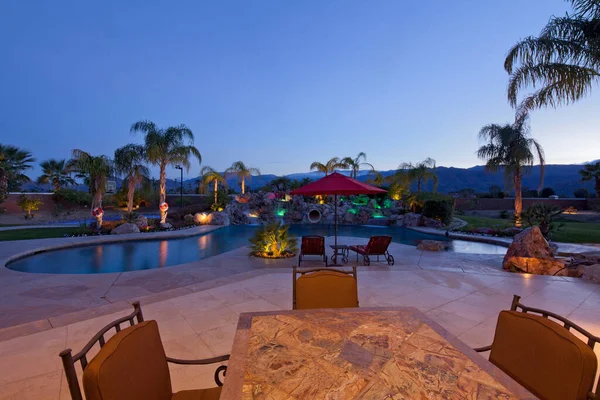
(0, 227, 88, 241)
(458, 215, 600, 244)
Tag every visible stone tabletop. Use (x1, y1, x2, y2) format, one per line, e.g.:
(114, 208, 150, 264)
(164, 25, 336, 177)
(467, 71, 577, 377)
(221, 307, 536, 399)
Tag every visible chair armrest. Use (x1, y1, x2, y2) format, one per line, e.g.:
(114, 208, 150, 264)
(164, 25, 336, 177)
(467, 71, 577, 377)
(166, 354, 230, 365)
(473, 345, 492, 352)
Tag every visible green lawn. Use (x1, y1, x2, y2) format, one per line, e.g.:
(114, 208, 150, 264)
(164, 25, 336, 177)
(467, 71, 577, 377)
(459, 215, 600, 244)
(0, 227, 88, 241)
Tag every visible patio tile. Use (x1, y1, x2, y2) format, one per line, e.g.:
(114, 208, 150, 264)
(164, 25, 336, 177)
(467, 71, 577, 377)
(183, 306, 240, 334)
(0, 370, 62, 400)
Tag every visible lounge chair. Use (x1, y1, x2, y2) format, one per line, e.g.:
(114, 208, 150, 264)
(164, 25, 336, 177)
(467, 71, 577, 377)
(59, 302, 229, 400)
(349, 235, 394, 266)
(475, 295, 599, 400)
(293, 266, 358, 309)
(298, 235, 327, 266)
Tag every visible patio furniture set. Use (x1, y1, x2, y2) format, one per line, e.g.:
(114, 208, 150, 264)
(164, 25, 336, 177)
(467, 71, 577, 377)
(59, 264, 600, 399)
(298, 234, 395, 266)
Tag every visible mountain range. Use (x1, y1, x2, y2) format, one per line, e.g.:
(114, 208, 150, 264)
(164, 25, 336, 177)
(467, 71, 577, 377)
(20, 163, 596, 197)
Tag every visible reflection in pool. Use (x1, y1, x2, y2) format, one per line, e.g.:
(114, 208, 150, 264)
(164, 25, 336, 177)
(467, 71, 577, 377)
(7, 225, 506, 274)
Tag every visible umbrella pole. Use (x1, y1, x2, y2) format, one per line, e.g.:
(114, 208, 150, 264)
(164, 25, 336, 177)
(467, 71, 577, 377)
(334, 194, 338, 265)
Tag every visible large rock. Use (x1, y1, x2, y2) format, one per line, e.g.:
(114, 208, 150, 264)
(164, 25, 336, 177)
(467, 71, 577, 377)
(502, 226, 567, 275)
(417, 240, 448, 251)
(357, 208, 371, 225)
(343, 210, 356, 224)
(111, 223, 140, 235)
(423, 217, 443, 228)
(401, 213, 422, 227)
(133, 215, 148, 230)
(208, 211, 230, 226)
(367, 199, 378, 209)
(160, 222, 173, 229)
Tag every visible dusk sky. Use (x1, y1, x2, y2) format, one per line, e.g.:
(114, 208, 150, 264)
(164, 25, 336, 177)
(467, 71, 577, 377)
(1, 1, 599, 181)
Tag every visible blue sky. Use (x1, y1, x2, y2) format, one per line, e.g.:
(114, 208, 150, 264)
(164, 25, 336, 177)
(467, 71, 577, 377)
(1, 0, 599, 181)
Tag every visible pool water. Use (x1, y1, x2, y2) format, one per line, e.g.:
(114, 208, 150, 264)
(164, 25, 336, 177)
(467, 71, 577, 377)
(6, 225, 506, 274)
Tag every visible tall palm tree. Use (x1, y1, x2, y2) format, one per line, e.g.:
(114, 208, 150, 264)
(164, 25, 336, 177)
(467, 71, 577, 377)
(131, 120, 201, 223)
(477, 114, 545, 226)
(580, 161, 600, 197)
(309, 157, 346, 176)
(0, 144, 35, 191)
(200, 166, 227, 205)
(504, 0, 600, 117)
(342, 152, 374, 179)
(68, 149, 113, 226)
(225, 161, 260, 194)
(37, 159, 75, 192)
(114, 144, 149, 213)
(366, 170, 384, 186)
(399, 158, 438, 193)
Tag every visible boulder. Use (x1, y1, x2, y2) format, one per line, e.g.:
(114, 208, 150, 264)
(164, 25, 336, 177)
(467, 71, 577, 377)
(357, 208, 371, 224)
(423, 217, 443, 228)
(417, 240, 448, 251)
(401, 213, 422, 227)
(160, 222, 173, 229)
(208, 211, 230, 226)
(367, 199, 378, 209)
(111, 223, 140, 235)
(183, 214, 195, 225)
(343, 211, 356, 224)
(133, 215, 148, 230)
(226, 208, 248, 225)
(502, 226, 568, 275)
(395, 215, 405, 226)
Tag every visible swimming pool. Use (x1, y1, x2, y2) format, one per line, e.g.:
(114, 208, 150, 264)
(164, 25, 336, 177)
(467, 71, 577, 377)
(6, 225, 506, 274)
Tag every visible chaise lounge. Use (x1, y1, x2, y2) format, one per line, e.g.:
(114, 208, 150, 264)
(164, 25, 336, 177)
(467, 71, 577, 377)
(349, 235, 394, 266)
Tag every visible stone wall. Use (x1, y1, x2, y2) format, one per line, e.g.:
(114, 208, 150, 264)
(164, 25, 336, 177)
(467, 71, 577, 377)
(455, 197, 590, 211)
(0, 193, 55, 213)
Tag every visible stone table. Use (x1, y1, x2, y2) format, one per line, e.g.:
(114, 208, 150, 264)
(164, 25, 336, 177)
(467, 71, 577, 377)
(221, 307, 536, 399)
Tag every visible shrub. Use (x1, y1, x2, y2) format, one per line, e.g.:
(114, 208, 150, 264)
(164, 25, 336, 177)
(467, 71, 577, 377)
(52, 189, 92, 207)
(422, 196, 455, 226)
(573, 188, 589, 198)
(0, 168, 7, 205)
(540, 187, 556, 198)
(520, 203, 563, 238)
(183, 214, 195, 225)
(249, 221, 298, 258)
(499, 210, 509, 219)
(17, 195, 43, 218)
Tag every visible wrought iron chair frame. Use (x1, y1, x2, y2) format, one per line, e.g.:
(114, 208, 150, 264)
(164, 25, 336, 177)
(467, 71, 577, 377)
(474, 294, 600, 399)
(298, 235, 328, 266)
(292, 265, 358, 310)
(59, 301, 229, 400)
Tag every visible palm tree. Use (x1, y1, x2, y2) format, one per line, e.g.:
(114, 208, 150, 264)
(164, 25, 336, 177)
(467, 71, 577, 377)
(504, 0, 600, 117)
(580, 161, 600, 197)
(131, 120, 201, 223)
(309, 157, 346, 176)
(477, 114, 545, 226)
(225, 161, 260, 194)
(68, 149, 113, 226)
(269, 176, 292, 191)
(366, 170, 384, 186)
(399, 158, 438, 193)
(114, 144, 149, 213)
(342, 152, 374, 179)
(0, 144, 35, 191)
(200, 166, 227, 205)
(37, 159, 75, 192)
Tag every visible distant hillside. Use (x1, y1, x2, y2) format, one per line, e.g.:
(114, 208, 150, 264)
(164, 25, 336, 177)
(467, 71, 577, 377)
(18, 164, 594, 197)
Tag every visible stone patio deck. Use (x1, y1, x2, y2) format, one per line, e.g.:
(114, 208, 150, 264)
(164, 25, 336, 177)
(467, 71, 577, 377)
(0, 233, 598, 399)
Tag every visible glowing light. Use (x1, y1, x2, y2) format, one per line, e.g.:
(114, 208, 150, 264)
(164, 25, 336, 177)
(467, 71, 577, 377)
(197, 212, 209, 224)
(248, 212, 259, 218)
(276, 209, 286, 216)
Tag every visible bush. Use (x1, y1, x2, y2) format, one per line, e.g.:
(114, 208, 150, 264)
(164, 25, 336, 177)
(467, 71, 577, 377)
(249, 221, 298, 258)
(520, 203, 563, 238)
(52, 189, 92, 207)
(573, 188, 589, 198)
(499, 210, 509, 219)
(422, 197, 455, 226)
(540, 187, 556, 198)
(17, 195, 43, 218)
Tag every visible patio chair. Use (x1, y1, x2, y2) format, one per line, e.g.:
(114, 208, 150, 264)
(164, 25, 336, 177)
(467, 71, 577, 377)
(298, 235, 327, 266)
(474, 295, 599, 400)
(348, 235, 394, 266)
(59, 302, 229, 400)
(293, 265, 358, 310)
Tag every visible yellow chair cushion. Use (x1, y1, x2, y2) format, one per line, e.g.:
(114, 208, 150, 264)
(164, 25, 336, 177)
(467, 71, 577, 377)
(489, 310, 598, 400)
(171, 388, 222, 400)
(295, 270, 358, 310)
(83, 320, 173, 400)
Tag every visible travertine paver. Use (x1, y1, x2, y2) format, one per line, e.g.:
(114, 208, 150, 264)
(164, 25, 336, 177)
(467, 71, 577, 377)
(0, 266, 598, 399)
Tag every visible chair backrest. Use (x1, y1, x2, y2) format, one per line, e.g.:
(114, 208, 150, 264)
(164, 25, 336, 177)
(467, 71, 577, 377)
(489, 297, 599, 400)
(59, 302, 145, 400)
(293, 266, 358, 310)
(365, 235, 392, 254)
(83, 320, 173, 400)
(301, 235, 325, 255)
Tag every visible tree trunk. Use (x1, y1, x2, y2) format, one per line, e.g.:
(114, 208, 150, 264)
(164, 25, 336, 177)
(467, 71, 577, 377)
(92, 190, 103, 229)
(514, 170, 523, 227)
(241, 177, 245, 195)
(159, 162, 167, 223)
(214, 179, 218, 204)
(417, 179, 422, 193)
(54, 181, 60, 192)
(127, 178, 136, 213)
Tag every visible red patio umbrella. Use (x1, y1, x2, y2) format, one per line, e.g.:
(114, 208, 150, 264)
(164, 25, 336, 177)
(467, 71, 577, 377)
(290, 172, 387, 264)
